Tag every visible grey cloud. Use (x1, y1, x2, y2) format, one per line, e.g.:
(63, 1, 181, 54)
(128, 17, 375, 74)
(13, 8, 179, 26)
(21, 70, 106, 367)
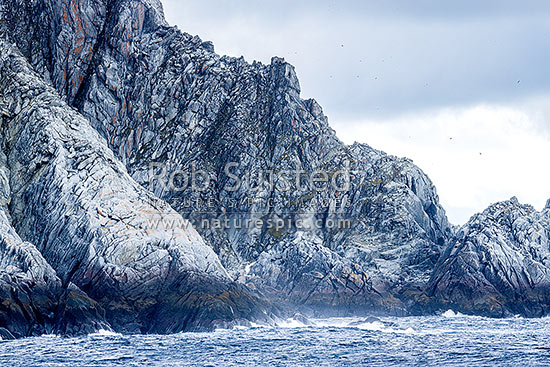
(163, 0, 550, 121)
(165, 0, 550, 21)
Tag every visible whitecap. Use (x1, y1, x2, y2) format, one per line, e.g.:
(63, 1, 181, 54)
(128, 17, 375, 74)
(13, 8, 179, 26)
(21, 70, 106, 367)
(353, 321, 416, 334)
(89, 329, 122, 337)
(40, 334, 61, 338)
(277, 318, 307, 328)
(232, 325, 249, 330)
(353, 321, 386, 331)
(249, 322, 272, 329)
(442, 309, 464, 318)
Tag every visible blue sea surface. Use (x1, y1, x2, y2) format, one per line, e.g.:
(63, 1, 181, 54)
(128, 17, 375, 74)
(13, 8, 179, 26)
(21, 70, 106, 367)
(1, 313, 549, 366)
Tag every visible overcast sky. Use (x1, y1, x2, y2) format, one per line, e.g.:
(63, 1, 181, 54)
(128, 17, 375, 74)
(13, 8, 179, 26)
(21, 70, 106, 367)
(162, 0, 550, 224)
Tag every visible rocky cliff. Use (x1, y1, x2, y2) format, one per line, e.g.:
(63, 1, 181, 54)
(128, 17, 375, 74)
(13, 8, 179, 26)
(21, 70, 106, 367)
(0, 0, 453, 314)
(424, 197, 550, 317)
(0, 0, 549, 336)
(0, 38, 277, 335)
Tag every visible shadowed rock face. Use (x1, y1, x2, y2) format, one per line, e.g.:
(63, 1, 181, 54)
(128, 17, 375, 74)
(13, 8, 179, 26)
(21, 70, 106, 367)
(423, 198, 550, 317)
(0, 0, 452, 313)
(0, 39, 277, 334)
(0, 204, 107, 338)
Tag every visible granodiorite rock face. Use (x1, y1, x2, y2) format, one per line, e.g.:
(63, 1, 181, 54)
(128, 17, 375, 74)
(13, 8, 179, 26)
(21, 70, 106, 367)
(424, 197, 550, 317)
(1, 0, 452, 313)
(0, 206, 108, 338)
(0, 102, 107, 337)
(1, 0, 549, 337)
(0, 38, 277, 335)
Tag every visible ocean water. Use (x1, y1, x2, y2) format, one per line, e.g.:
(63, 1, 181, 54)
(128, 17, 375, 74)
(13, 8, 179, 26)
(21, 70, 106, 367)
(1, 312, 550, 366)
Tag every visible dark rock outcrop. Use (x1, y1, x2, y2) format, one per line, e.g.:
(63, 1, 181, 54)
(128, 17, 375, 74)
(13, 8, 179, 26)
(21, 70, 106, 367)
(0, 206, 107, 338)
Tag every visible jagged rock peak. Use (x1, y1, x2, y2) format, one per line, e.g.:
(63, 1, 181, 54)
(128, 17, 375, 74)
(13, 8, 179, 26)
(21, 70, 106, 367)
(424, 197, 550, 317)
